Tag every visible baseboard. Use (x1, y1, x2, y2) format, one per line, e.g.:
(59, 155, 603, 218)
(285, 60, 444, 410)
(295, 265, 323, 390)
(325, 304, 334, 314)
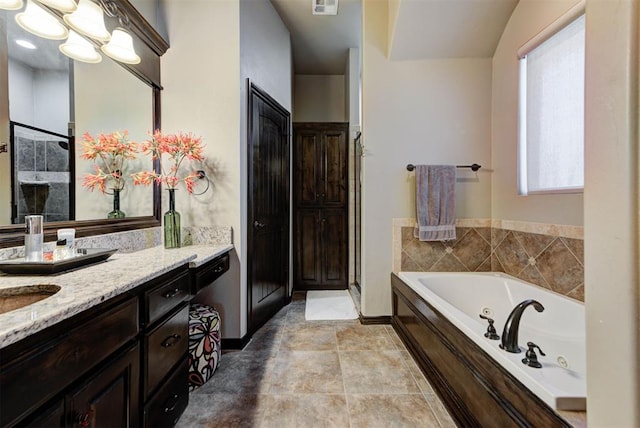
(221, 335, 251, 350)
(359, 314, 391, 325)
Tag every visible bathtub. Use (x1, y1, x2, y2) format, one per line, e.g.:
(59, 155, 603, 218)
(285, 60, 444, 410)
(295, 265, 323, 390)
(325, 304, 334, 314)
(391, 272, 585, 426)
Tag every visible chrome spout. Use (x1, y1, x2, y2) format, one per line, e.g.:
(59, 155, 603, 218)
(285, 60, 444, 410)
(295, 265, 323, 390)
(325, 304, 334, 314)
(500, 299, 545, 353)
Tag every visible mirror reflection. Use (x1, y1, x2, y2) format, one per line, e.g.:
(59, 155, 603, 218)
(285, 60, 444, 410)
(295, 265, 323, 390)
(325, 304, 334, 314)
(1, 6, 153, 226)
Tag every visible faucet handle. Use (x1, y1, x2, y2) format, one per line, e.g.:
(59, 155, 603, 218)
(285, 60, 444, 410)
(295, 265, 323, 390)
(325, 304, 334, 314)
(522, 342, 546, 368)
(479, 314, 500, 340)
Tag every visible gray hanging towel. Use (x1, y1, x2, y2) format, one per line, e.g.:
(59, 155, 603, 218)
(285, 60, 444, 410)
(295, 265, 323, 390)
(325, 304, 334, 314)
(413, 165, 456, 241)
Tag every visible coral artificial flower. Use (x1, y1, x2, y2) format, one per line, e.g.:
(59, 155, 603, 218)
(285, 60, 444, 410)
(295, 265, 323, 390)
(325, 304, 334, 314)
(132, 130, 205, 193)
(80, 130, 138, 193)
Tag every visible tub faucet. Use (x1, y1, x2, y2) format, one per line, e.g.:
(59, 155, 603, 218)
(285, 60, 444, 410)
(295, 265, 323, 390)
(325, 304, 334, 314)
(500, 299, 545, 353)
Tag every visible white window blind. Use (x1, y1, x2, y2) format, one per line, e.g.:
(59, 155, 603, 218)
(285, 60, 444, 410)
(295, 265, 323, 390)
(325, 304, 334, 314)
(518, 14, 585, 195)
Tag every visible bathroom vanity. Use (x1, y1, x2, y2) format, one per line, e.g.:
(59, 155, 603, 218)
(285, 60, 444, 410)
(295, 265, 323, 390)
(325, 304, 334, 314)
(0, 243, 232, 427)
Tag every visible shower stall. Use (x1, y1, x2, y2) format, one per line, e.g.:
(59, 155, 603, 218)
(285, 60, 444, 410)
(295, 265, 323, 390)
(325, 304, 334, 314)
(10, 121, 73, 224)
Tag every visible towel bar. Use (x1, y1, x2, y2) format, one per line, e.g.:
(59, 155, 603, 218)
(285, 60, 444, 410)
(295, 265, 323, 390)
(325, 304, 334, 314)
(406, 163, 481, 172)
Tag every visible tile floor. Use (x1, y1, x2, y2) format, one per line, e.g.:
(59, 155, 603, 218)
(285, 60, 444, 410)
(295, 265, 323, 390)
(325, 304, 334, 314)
(177, 292, 457, 428)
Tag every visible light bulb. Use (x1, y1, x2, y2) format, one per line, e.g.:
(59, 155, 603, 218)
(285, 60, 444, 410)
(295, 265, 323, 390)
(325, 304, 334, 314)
(0, 0, 23, 10)
(101, 28, 140, 64)
(59, 30, 102, 63)
(63, 0, 110, 42)
(38, 0, 77, 13)
(15, 0, 69, 40)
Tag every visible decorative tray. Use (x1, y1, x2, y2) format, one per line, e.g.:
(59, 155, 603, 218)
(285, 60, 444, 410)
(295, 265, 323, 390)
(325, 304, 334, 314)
(0, 248, 118, 275)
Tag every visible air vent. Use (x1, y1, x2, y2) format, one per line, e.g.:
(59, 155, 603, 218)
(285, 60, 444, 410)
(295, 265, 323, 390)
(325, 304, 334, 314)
(312, 0, 338, 15)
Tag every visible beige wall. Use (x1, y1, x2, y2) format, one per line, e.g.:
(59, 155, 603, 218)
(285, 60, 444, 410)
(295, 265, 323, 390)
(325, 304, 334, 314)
(361, 0, 492, 316)
(163, 0, 291, 338)
(0, 14, 9, 225)
(162, 0, 241, 337)
(293, 75, 346, 122)
(491, 0, 584, 226)
(584, 0, 639, 425)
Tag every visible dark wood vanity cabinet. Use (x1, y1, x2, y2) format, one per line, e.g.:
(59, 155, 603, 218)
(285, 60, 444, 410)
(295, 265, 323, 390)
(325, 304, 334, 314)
(0, 264, 190, 428)
(190, 252, 230, 294)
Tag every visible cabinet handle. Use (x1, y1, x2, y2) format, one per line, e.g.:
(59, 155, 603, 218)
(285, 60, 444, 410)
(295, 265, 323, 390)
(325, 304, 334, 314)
(161, 334, 182, 348)
(162, 288, 183, 299)
(254, 220, 266, 229)
(214, 265, 224, 273)
(164, 394, 180, 413)
(75, 410, 92, 427)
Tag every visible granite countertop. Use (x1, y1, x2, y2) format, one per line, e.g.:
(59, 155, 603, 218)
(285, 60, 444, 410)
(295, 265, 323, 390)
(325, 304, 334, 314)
(0, 243, 233, 349)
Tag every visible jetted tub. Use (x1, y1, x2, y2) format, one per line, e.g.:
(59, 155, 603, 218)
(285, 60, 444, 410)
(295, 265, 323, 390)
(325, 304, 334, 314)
(391, 272, 585, 427)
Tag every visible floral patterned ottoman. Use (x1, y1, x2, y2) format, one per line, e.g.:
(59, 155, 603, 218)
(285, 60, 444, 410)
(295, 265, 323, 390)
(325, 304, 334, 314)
(188, 303, 221, 391)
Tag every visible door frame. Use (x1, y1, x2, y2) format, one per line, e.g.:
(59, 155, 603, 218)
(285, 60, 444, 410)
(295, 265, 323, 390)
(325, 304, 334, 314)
(246, 80, 291, 334)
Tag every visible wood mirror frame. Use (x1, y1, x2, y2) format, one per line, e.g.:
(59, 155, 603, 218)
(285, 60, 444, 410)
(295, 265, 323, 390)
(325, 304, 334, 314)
(0, 0, 169, 248)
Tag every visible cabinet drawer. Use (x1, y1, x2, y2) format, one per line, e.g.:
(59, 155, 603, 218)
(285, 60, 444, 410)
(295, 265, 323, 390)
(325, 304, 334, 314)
(0, 298, 138, 427)
(145, 303, 189, 398)
(145, 270, 190, 326)
(144, 359, 189, 428)
(192, 253, 229, 294)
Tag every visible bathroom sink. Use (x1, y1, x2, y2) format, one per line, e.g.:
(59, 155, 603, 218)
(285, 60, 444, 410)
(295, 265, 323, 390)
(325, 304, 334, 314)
(0, 284, 61, 314)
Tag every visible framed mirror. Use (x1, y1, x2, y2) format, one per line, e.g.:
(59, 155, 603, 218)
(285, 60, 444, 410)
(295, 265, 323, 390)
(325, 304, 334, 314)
(0, 0, 168, 248)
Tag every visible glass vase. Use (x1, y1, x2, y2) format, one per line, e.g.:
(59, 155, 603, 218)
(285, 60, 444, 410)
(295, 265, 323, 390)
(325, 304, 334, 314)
(108, 189, 126, 218)
(164, 188, 181, 249)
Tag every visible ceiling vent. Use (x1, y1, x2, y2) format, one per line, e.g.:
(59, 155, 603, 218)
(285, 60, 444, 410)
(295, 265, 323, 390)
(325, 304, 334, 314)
(312, 0, 338, 15)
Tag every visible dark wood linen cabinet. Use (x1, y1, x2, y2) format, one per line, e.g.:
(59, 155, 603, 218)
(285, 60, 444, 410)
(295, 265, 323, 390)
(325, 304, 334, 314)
(293, 123, 348, 290)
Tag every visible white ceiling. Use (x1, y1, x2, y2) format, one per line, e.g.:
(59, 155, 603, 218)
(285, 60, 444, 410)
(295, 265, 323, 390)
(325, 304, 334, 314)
(270, 0, 518, 76)
(270, 0, 362, 75)
(3, 9, 70, 72)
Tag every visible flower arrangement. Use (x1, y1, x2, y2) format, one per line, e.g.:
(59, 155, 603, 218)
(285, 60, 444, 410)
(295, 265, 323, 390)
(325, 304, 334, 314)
(80, 130, 138, 193)
(132, 130, 205, 193)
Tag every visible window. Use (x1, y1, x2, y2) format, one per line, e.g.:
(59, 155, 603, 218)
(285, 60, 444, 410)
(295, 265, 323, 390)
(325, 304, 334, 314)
(518, 14, 585, 195)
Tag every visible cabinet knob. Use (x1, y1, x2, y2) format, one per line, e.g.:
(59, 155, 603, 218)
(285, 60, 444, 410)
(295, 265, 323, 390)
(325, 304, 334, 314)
(164, 394, 180, 413)
(162, 288, 183, 299)
(254, 221, 266, 229)
(161, 334, 182, 348)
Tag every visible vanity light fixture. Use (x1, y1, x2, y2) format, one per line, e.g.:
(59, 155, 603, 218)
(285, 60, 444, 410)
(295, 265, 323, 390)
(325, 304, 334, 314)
(16, 0, 69, 40)
(100, 27, 139, 64)
(38, 0, 77, 13)
(15, 39, 37, 49)
(63, 0, 110, 42)
(0, 0, 22, 10)
(59, 30, 102, 63)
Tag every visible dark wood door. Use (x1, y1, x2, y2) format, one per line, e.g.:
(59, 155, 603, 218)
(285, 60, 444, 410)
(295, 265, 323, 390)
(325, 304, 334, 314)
(248, 82, 290, 333)
(293, 123, 348, 290)
(67, 344, 140, 428)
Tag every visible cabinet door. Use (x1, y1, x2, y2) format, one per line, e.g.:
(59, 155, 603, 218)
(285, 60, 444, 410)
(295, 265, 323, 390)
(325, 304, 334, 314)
(294, 129, 322, 206)
(294, 209, 322, 287)
(321, 129, 347, 206)
(321, 208, 348, 287)
(67, 344, 140, 428)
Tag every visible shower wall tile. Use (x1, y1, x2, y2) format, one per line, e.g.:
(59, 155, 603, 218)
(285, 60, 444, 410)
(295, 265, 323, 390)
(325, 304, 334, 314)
(35, 142, 46, 172)
(18, 138, 35, 171)
(398, 219, 585, 302)
(46, 140, 69, 172)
